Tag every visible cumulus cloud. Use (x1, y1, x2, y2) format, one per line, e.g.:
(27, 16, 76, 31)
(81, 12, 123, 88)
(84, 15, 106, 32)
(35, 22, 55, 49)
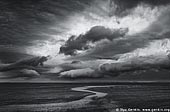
(0, 69, 40, 79)
(109, 0, 170, 17)
(72, 4, 170, 61)
(1, 0, 170, 81)
(59, 68, 102, 78)
(118, 39, 170, 61)
(19, 69, 40, 77)
(0, 56, 50, 80)
(59, 26, 128, 55)
(99, 52, 170, 74)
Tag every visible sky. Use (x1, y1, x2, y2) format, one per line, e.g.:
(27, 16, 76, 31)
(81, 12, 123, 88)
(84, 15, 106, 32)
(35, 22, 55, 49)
(1, 0, 170, 82)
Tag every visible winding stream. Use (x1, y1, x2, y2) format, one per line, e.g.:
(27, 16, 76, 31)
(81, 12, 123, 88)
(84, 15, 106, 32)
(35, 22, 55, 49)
(0, 85, 112, 111)
(72, 85, 109, 98)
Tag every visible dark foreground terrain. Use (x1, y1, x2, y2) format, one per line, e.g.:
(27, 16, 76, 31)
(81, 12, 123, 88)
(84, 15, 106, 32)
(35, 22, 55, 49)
(0, 83, 170, 112)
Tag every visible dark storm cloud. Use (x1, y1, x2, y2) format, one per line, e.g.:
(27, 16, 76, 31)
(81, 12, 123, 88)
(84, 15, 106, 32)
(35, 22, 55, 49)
(69, 35, 149, 60)
(0, 0, 92, 46)
(1, 0, 170, 81)
(70, 4, 170, 60)
(0, 0, 169, 48)
(110, 0, 170, 17)
(74, 30, 170, 60)
(0, 0, 169, 50)
(59, 26, 128, 55)
(87, 36, 148, 58)
(146, 9, 170, 39)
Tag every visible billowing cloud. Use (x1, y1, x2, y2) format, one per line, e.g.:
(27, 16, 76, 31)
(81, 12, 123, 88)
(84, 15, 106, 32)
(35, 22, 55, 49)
(0, 56, 49, 80)
(1, 0, 170, 81)
(109, 0, 170, 17)
(99, 52, 170, 74)
(69, 4, 170, 60)
(59, 68, 102, 78)
(59, 26, 128, 55)
(0, 0, 92, 45)
(0, 69, 40, 79)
